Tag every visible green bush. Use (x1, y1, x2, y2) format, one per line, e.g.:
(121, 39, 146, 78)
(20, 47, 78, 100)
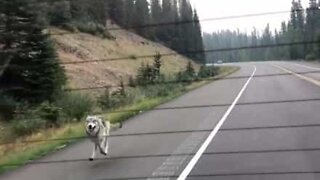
(0, 93, 17, 121)
(56, 93, 94, 122)
(35, 102, 61, 126)
(128, 76, 137, 87)
(129, 55, 137, 60)
(98, 89, 128, 110)
(198, 65, 216, 78)
(72, 21, 111, 38)
(11, 117, 46, 137)
(62, 23, 77, 32)
(306, 53, 317, 61)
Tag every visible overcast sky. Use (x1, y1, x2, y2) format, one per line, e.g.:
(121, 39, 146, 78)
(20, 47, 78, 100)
(189, 0, 309, 33)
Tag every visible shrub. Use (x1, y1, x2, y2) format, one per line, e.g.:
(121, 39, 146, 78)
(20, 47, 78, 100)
(128, 76, 137, 87)
(0, 93, 17, 121)
(198, 65, 216, 78)
(129, 55, 137, 60)
(72, 21, 110, 38)
(306, 53, 317, 61)
(35, 102, 61, 126)
(98, 89, 128, 110)
(11, 116, 46, 137)
(176, 62, 197, 83)
(62, 23, 77, 32)
(56, 93, 94, 122)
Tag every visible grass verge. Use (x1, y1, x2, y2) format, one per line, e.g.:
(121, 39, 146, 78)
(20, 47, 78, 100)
(0, 66, 239, 174)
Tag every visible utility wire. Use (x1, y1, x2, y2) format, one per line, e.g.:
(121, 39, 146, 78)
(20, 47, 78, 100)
(1, 97, 320, 146)
(2, 147, 320, 167)
(3, 69, 320, 92)
(1, 8, 317, 36)
(0, 40, 319, 71)
(63, 70, 320, 92)
(95, 171, 320, 180)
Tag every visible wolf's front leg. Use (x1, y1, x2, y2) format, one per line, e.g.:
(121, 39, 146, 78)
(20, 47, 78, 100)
(99, 137, 108, 156)
(89, 144, 97, 161)
(104, 138, 109, 155)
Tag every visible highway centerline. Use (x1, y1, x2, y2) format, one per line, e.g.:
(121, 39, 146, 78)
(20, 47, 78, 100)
(272, 64, 320, 87)
(177, 65, 257, 180)
(292, 62, 320, 71)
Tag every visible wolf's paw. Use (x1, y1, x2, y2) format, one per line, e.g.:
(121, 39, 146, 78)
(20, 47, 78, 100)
(100, 151, 107, 156)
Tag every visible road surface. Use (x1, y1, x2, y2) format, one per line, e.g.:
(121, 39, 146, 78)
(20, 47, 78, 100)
(1, 61, 320, 180)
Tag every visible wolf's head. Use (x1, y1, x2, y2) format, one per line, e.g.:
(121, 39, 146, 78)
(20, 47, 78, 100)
(85, 116, 101, 136)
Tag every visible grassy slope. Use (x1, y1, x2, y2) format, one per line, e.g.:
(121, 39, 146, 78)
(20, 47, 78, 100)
(51, 24, 199, 90)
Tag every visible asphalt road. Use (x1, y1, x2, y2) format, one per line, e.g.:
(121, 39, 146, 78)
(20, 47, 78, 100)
(1, 61, 320, 180)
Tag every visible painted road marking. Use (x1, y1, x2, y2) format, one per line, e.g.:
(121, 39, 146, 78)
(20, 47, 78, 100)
(177, 66, 257, 180)
(273, 64, 320, 87)
(292, 62, 320, 71)
(148, 111, 215, 180)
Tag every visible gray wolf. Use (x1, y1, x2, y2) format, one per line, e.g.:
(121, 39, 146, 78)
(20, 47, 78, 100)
(85, 115, 112, 161)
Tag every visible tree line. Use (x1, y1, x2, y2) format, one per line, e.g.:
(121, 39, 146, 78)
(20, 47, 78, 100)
(203, 0, 320, 63)
(107, 0, 206, 64)
(38, 0, 206, 63)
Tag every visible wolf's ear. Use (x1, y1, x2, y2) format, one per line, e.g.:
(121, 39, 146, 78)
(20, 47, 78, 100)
(85, 115, 91, 122)
(97, 115, 105, 120)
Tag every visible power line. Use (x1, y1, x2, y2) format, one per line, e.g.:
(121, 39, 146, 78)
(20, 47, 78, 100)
(4, 69, 318, 92)
(1, 97, 320, 146)
(1, 8, 317, 37)
(1, 40, 319, 71)
(95, 171, 320, 180)
(33, 40, 320, 65)
(220, 123, 320, 132)
(2, 147, 320, 168)
(62, 70, 320, 92)
(1, 121, 320, 147)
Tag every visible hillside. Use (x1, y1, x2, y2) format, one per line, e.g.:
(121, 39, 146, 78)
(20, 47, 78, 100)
(51, 24, 199, 90)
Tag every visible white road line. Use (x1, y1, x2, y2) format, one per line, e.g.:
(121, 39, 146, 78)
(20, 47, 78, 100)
(273, 64, 320, 87)
(292, 62, 320, 71)
(177, 65, 257, 180)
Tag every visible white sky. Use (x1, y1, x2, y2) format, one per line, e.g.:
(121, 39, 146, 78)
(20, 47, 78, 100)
(189, 0, 309, 33)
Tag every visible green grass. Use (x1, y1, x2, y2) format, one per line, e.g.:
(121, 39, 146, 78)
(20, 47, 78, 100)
(0, 123, 84, 173)
(0, 66, 239, 174)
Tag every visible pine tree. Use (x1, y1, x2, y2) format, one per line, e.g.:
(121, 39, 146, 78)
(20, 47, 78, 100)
(70, 0, 89, 23)
(134, 0, 151, 37)
(171, 0, 182, 51)
(249, 28, 259, 61)
(108, 0, 125, 26)
(296, 0, 305, 31)
(192, 10, 206, 64)
(0, 0, 65, 103)
(118, 77, 126, 96)
(70, 0, 107, 26)
(153, 52, 162, 78)
(123, 0, 135, 28)
(88, 0, 108, 25)
(305, 0, 320, 55)
(290, 0, 298, 29)
(48, 1, 72, 26)
(151, 0, 162, 39)
(185, 61, 195, 77)
(160, 0, 175, 42)
(261, 24, 273, 60)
